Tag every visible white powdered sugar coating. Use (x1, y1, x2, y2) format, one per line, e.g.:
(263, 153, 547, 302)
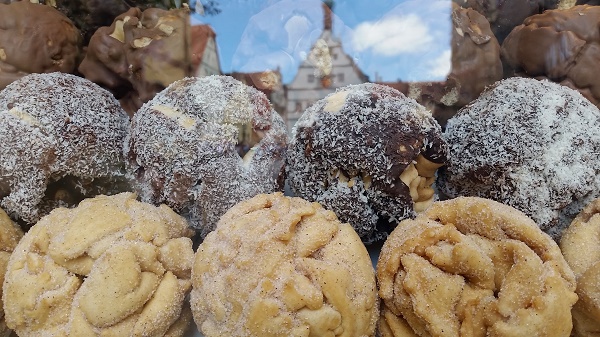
(0, 72, 130, 225)
(287, 83, 447, 244)
(439, 77, 600, 240)
(125, 75, 288, 238)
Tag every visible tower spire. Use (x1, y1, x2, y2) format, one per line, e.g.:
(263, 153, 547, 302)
(322, 0, 334, 31)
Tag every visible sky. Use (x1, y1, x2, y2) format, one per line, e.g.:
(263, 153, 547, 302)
(191, 0, 452, 84)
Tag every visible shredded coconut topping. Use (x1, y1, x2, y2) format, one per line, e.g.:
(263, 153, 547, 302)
(0, 72, 130, 225)
(125, 75, 288, 238)
(439, 77, 600, 240)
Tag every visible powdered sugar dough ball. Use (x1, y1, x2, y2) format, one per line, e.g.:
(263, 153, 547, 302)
(438, 77, 600, 240)
(125, 75, 288, 239)
(0, 72, 130, 227)
(287, 83, 447, 244)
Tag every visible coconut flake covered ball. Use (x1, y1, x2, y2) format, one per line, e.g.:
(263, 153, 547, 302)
(191, 193, 379, 337)
(0, 207, 23, 337)
(125, 75, 288, 239)
(286, 83, 447, 244)
(438, 77, 600, 240)
(0, 72, 130, 227)
(2, 193, 195, 337)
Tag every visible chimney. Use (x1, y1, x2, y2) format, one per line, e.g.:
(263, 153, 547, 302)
(322, 0, 333, 31)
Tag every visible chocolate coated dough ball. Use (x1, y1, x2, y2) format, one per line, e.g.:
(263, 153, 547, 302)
(125, 75, 288, 239)
(438, 77, 600, 240)
(0, 72, 130, 227)
(2, 193, 195, 337)
(79, 6, 192, 115)
(378, 197, 578, 337)
(502, 5, 600, 109)
(0, 207, 23, 337)
(0, 1, 81, 90)
(560, 199, 600, 337)
(452, 0, 558, 43)
(191, 192, 379, 337)
(286, 83, 447, 244)
(403, 3, 503, 128)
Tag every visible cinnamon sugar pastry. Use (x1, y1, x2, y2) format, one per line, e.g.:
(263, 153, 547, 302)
(560, 198, 600, 337)
(378, 197, 578, 337)
(191, 193, 379, 337)
(0, 207, 22, 337)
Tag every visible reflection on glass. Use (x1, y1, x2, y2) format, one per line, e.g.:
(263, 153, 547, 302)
(192, 0, 452, 133)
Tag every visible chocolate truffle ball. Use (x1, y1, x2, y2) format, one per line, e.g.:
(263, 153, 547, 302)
(125, 75, 288, 239)
(0, 72, 130, 227)
(191, 193, 379, 337)
(0, 1, 81, 90)
(79, 6, 192, 115)
(453, 0, 558, 43)
(438, 77, 600, 240)
(502, 5, 600, 108)
(401, 3, 503, 128)
(286, 83, 447, 244)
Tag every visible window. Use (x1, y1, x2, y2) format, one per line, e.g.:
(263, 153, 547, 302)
(308, 74, 315, 83)
(295, 101, 302, 112)
(338, 73, 344, 82)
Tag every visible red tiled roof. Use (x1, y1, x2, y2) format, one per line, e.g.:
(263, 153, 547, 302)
(190, 24, 216, 72)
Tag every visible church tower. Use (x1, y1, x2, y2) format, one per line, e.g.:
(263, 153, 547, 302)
(284, 0, 368, 134)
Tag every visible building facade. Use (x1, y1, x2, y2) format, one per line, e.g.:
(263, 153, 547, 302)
(284, 2, 368, 134)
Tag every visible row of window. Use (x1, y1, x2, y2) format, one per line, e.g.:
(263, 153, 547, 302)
(307, 73, 344, 83)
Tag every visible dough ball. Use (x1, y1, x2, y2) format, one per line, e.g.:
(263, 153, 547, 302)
(0, 72, 130, 227)
(2, 192, 195, 337)
(378, 197, 578, 337)
(190, 193, 379, 337)
(286, 83, 447, 244)
(502, 5, 600, 109)
(0, 1, 81, 90)
(125, 75, 288, 239)
(79, 6, 192, 115)
(560, 198, 600, 337)
(0, 207, 23, 337)
(438, 77, 600, 240)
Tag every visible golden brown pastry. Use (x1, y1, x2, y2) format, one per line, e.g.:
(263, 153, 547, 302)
(2, 193, 195, 337)
(190, 192, 379, 337)
(0, 207, 23, 337)
(560, 198, 600, 337)
(378, 197, 578, 337)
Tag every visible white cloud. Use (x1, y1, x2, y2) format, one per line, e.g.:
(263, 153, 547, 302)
(427, 49, 451, 79)
(351, 14, 434, 56)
